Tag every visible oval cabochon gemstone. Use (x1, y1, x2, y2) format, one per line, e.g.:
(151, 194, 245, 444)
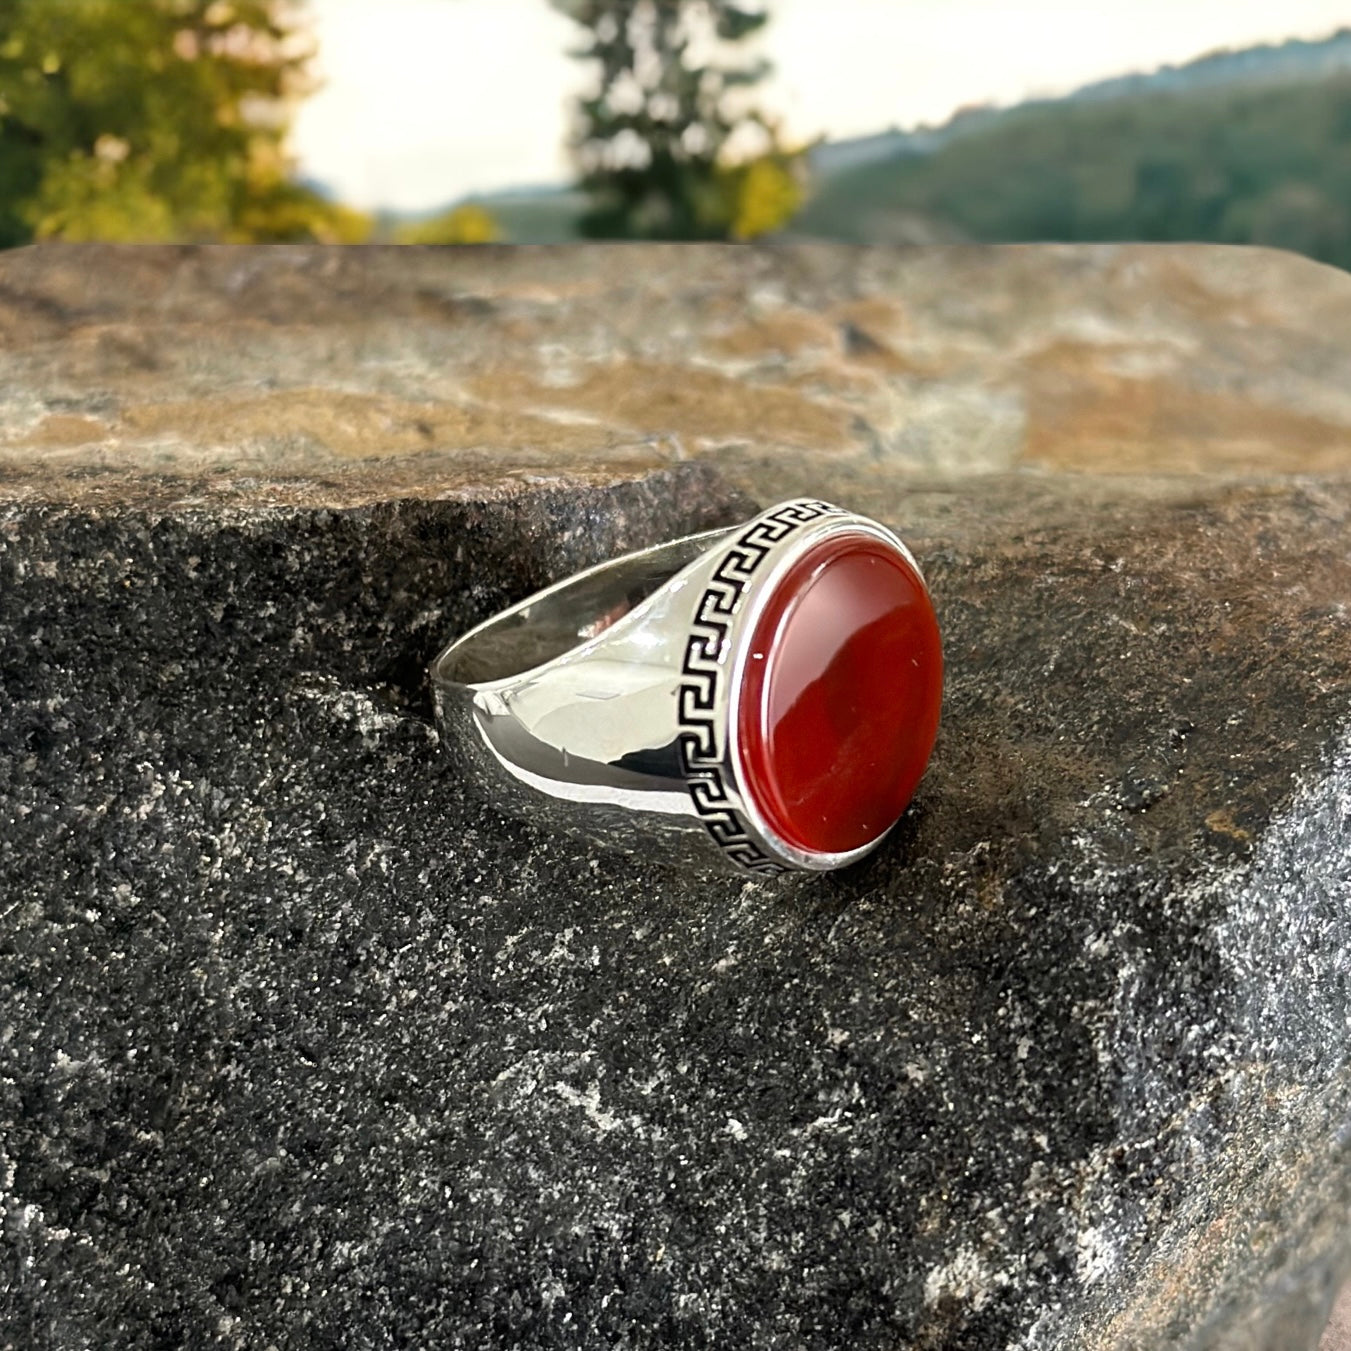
(736, 533, 943, 856)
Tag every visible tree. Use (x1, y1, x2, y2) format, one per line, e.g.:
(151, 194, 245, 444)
(0, 0, 367, 247)
(550, 0, 806, 239)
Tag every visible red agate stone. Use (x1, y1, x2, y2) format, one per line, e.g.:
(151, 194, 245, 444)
(736, 534, 942, 856)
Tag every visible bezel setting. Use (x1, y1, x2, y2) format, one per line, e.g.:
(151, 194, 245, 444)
(676, 503, 935, 875)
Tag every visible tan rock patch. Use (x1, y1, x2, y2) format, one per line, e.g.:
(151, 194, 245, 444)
(0, 389, 634, 466)
(10, 414, 111, 449)
(470, 359, 856, 452)
(710, 310, 840, 361)
(1024, 342, 1351, 474)
(122, 389, 629, 459)
(832, 296, 912, 342)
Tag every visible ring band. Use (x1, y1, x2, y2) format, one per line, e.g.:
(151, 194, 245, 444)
(431, 499, 943, 876)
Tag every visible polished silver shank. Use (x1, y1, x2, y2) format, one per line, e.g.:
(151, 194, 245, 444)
(430, 499, 922, 876)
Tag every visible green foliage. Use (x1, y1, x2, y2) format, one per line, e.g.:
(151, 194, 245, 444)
(394, 203, 502, 245)
(0, 0, 368, 246)
(550, 0, 806, 239)
(796, 73, 1351, 270)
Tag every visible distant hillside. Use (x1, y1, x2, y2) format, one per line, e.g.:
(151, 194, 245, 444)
(796, 35, 1351, 270)
(378, 29, 1351, 258)
(453, 186, 587, 244)
(1065, 26, 1351, 103)
(807, 28, 1351, 182)
(374, 185, 586, 244)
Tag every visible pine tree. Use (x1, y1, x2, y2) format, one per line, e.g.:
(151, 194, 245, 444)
(550, 0, 806, 239)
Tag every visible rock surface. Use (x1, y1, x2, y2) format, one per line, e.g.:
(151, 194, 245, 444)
(2, 243, 1351, 1351)
(1324, 1284, 1351, 1351)
(4, 241, 1351, 488)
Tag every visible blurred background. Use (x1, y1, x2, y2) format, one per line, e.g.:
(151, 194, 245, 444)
(2, 0, 1351, 262)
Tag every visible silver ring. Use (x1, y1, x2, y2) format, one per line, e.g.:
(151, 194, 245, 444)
(430, 499, 943, 876)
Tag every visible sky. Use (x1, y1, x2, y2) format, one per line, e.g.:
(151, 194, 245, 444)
(290, 0, 1351, 212)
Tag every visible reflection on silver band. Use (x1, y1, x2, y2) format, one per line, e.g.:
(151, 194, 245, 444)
(430, 499, 921, 876)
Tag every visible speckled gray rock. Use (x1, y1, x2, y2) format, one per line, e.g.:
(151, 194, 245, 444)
(2, 244, 1351, 1351)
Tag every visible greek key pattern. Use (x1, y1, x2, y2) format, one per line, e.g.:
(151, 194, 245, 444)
(676, 500, 841, 874)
